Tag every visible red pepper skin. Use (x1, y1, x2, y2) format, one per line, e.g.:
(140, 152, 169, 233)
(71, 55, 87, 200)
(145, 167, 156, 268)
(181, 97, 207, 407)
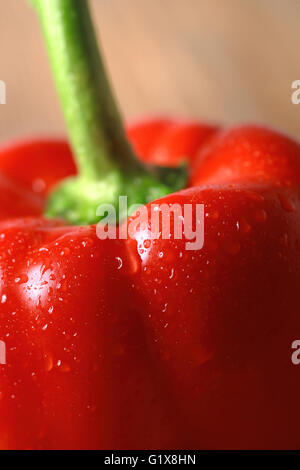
(0, 174, 43, 220)
(0, 120, 300, 449)
(0, 140, 76, 196)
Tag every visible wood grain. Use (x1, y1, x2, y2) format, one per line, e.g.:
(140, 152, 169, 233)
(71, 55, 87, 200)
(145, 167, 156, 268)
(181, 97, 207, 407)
(0, 0, 300, 143)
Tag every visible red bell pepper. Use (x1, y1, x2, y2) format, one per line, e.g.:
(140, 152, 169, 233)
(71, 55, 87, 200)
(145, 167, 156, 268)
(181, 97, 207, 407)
(0, 0, 300, 450)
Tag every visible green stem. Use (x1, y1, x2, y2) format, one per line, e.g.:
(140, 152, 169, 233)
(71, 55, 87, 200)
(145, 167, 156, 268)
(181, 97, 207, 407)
(32, 0, 140, 179)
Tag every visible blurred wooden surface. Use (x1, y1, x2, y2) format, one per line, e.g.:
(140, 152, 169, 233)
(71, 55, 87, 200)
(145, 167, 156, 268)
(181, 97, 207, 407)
(0, 0, 300, 143)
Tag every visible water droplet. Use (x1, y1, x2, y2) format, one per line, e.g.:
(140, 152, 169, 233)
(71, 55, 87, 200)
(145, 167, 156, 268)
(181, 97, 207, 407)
(246, 191, 265, 202)
(32, 178, 46, 193)
(1, 294, 7, 304)
(58, 361, 71, 373)
(115, 257, 123, 270)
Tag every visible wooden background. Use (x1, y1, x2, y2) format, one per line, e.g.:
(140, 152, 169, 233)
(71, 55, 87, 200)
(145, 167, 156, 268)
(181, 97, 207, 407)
(0, 0, 300, 143)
